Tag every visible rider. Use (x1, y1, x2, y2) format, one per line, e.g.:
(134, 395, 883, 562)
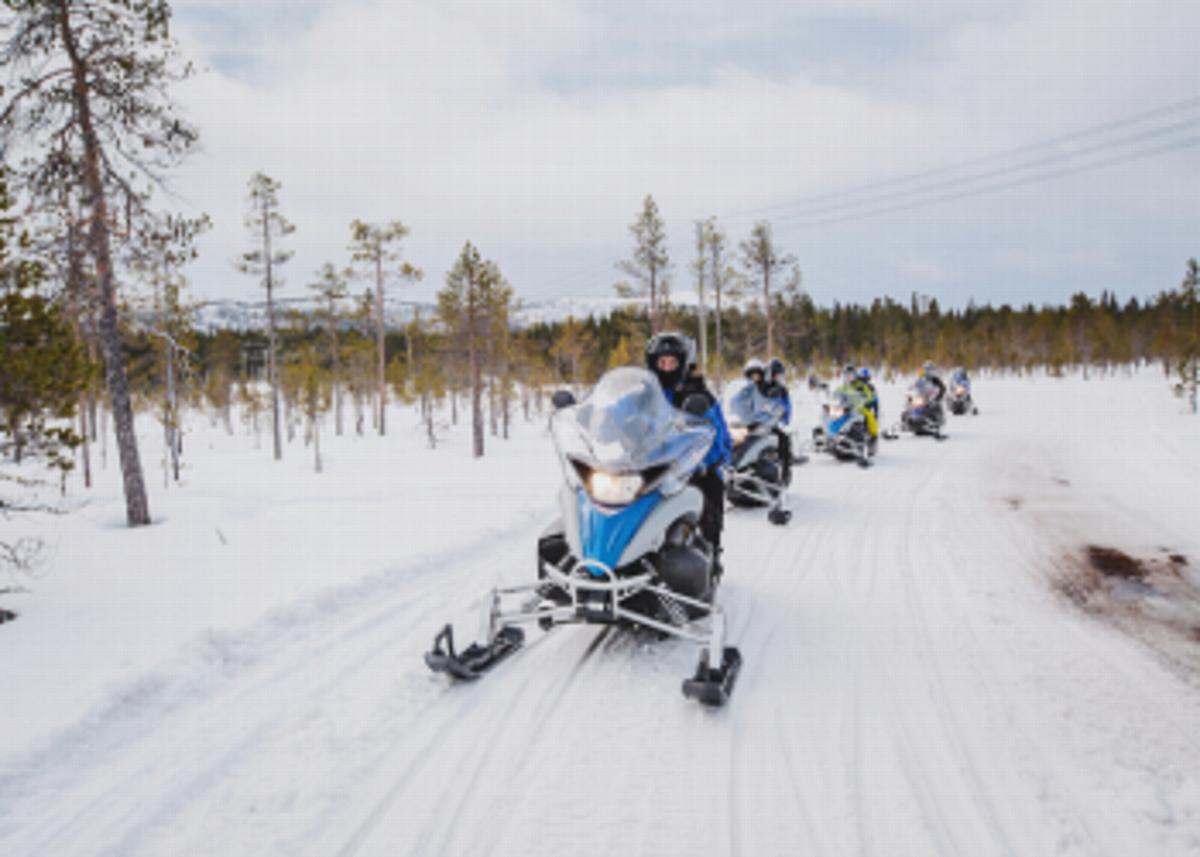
(921, 360, 947, 402)
(761, 358, 796, 475)
(743, 358, 766, 389)
(851, 367, 880, 449)
(646, 332, 732, 564)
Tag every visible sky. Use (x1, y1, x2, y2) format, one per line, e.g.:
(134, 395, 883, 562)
(163, 0, 1199, 312)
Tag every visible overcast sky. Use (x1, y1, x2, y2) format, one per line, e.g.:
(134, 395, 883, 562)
(165, 0, 1199, 311)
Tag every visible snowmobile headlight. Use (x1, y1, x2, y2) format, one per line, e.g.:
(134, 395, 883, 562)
(587, 470, 643, 506)
(828, 405, 844, 418)
(911, 395, 925, 407)
(954, 385, 966, 396)
(730, 426, 750, 446)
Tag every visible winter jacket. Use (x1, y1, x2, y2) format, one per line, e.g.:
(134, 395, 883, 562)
(665, 374, 733, 471)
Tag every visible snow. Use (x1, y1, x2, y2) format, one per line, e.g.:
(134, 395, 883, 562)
(2, 369, 1199, 856)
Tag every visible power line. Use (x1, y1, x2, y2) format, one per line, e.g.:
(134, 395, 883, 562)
(721, 95, 1200, 222)
(772, 136, 1199, 229)
(763, 117, 1198, 223)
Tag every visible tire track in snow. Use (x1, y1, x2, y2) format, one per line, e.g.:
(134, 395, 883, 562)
(3, 519, 547, 857)
(335, 625, 614, 857)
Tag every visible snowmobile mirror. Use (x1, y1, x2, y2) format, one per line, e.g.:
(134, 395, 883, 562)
(551, 390, 576, 410)
(681, 394, 710, 417)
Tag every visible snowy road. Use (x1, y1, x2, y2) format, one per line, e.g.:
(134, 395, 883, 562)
(2, 374, 1199, 856)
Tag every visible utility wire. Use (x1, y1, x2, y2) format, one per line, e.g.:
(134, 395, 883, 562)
(722, 95, 1200, 221)
(774, 136, 1199, 229)
(763, 117, 1199, 223)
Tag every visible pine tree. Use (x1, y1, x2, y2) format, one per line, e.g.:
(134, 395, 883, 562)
(615, 194, 670, 333)
(1173, 258, 1199, 413)
(348, 219, 421, 437)
(2, 0, 199, 525)
(438, 242, 510, 458)
(308, 263, 349, 435)
(237, 172, 293, 461)
(739, 221, 794, 359)
(0, 171, 87, 473)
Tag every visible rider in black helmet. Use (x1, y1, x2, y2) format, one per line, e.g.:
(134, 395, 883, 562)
(646, 332, 731, 562)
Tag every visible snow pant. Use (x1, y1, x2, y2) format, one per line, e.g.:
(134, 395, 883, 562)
(773, 428, 793, 480)
(690, 467, 725, 551)
(862, 408, 879, 439)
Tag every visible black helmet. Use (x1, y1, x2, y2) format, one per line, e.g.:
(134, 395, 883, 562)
(645, 331, 695, 390)
(767, 358, 785, 380)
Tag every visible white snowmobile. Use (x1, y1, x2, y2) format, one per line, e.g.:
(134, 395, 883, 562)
(723, 379, 792, 524)
(899, 377, 947, 439)
(425, 367, 742, 707)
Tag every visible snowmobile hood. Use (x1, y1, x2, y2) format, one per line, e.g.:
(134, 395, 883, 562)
(723, 379, 785, 429)
(552, 367, 714, 477)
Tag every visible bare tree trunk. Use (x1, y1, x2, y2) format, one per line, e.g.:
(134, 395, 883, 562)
(763, 266, 774, 358)
(469, 292, 483, 458)
(375, 247, 387, 436)
(263, 206, 282, 461)
(313, 412, 322, 473)
(62, 6, 149, 525)
(77, 398, 91, 488)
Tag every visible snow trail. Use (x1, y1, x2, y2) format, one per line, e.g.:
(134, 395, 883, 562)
(2, 373, 1199, 856)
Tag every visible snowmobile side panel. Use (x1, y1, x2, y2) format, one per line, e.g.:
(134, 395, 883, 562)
(616, 486, 703, 567)
(559, 484, 583, 560)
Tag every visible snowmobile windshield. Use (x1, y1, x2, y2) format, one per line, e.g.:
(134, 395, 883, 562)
(723, 379, 785, 429)
(552, 367, 715, 476)
(912, 378, 938, 399)
(833, 386, 865, 409)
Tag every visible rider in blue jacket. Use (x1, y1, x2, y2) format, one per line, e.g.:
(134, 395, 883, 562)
(645, 332, 731, 560)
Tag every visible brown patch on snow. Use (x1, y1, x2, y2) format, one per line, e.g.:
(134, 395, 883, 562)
(1004, 496, 1023, 511)
(1053, 544, 1200, 682)
(1086, 545, 1149, 581)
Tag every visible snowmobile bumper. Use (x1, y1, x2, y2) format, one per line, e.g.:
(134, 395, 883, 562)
(425, 556, 743, 705)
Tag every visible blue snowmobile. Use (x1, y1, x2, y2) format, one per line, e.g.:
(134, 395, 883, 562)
(425, 367, 742, 707)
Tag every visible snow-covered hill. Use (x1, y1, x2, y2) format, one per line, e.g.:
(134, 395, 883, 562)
(1, 371, 1198, 856)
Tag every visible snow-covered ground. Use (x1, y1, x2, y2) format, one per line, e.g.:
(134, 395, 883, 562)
(2, 369, 1199, 857)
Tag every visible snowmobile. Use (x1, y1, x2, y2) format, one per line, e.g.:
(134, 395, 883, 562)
(947, 369, 979, 416)
(811, 388, 874, 467)
(899, 377, 947, 439)
(424, 367, 742, 707)
(723, 379, 792, 525)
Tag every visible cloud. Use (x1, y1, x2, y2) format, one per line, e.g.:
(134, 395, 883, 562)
(164, 0, 1199, 309)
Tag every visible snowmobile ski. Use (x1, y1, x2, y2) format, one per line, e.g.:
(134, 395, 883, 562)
(682, 646, 743, 707)
(425, 623, 525, 680)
